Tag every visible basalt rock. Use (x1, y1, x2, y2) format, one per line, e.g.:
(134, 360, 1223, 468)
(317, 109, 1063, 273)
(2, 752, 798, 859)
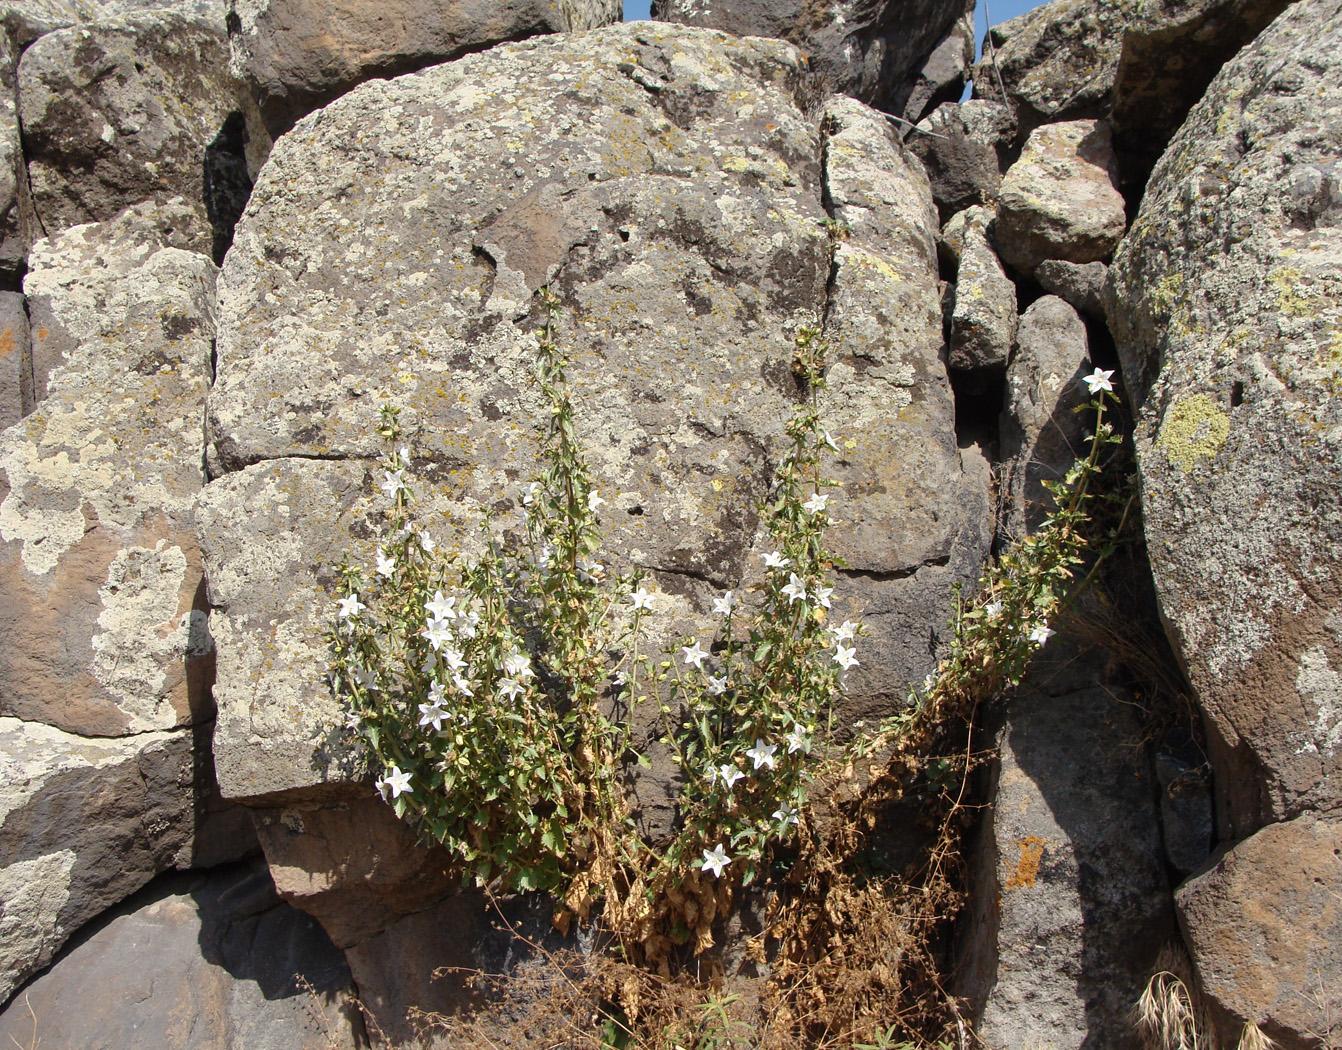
(0, 290, 26, 427)
(1106, 0, 1342, 836)
(227, 0, 623, 138)
(908, 100, 1013, 218)
(948, 216, 1016, 372)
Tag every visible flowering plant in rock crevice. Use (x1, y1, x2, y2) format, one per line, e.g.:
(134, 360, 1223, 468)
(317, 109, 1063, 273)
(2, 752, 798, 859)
(327, 285, 1125, 959)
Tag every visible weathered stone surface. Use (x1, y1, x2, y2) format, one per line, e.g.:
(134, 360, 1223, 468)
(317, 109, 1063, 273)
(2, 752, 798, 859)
(994, 119, 1126, 277)
(1034, 258, 1106, 318)
(0, 862, 358, 1047)
(1176, 814, 1342, 1047)
(908, 100, 1012, 217)
(938, 202, 993, 269)
(897, 10, 975, 125)
(652, 0, 976, 116)
(201, 24, 989, 812)
(1, 205, 215, 735)
(0, 34, 21, 284)
(228, 0, 622, 137)
(1155, 747, 1214, 876)
(957, 662, 1173, 1048)
(1105, 0, 1342, 836)
(0, 290, 26, 427)
(0, 717, 195, 1003)
(1110, 0, 1295, 180)
(948, 218, 1016, 371)
(998, 295, 1090, 540)
(18, 10, 251, 259)
(972, 0, 1136, 126)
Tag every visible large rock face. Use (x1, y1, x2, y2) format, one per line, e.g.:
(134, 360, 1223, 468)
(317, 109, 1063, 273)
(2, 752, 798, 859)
(228, 0, 623, 137)
(0, 862, 359, 1048)
(0, 204, 215, 736)
(1105, 0, 1342, 837)
(200, 21, 989, 836)
(18, 11, 252, 259)
(651, 0, 975, 118)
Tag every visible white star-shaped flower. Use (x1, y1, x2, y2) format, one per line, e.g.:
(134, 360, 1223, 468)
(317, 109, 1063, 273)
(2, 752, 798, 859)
(707, 675, 728, 696)
(782, 573, 807, 604)
(833, 644, 859, 671)
(344, 710, 361, 730)
(1029, 623, 1055, 646)
(587, 491, 605, 513)
(984, 600, 1004, 619)
(504, 651, 534, 680)
(923, 673, 937, 693)
(441, 648, 467, 673)
(746, 739, 777, 770)
(712, 590, 735, 616)
(375, 547, 395, 577)
(425, 591, 457, 622)
(578, 558, 604, 581)
(457, 611, 480, 640)
(802, 492, 829, 514)
(418, 531, 436, 554)
(497, 677, 524, 701)
(336, 594, 366, 621)
(398, 445, 412, 466)
(812, 584, 833, 609)
(421, 622, 453, 651)
(700, 843, 731, 878)
(716, 764, 745, 790)
(428, 679, 448, 705)
(831, 620, 859, 642)
(418, 702, 448, 731)
(821, 428, 840, 452)
(629, 587, 656, 612)
(763, 550, 790, 570)
(785, 725, 811, 754)
(377, 765, 413, 799)
(1081, 368, 1115, 395)
(772, 803, 799, 827)
(452, 673, 474, 697)
(521, 481, 540, 508)
(380, 470, 406, 501)
(682, 640, 708, 670)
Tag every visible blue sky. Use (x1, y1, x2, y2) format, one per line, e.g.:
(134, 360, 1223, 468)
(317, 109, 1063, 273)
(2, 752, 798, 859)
(620, 0, 1047, 60)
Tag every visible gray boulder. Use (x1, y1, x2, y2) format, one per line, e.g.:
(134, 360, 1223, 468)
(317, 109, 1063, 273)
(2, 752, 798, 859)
(228, 0, 623, 138)
(18, 10, 252, 260)
(994, 119, 1126, 277)
(652, 0, 977, 117)
(0, 717, 196, 1003)
(895, 10, 975, 125)
(0, 203, 216, 737)
(998, 295, 1090, 540)
(972, 0, 1136, 126)
(199, 20, 989, 828)
(948, 217, 1016, 372)
(1105, 0, 1342, 837)
(1176, 813, 1342, 1047)
(1034, 258, 1106, 318)
(908, 100, 1013, 217)
(0, 862, 358, 1047)
(938, 202, 993, 269)
(957, 656, 1174, 1048)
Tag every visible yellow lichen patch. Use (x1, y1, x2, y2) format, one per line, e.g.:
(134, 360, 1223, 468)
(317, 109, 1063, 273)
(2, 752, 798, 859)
(1004, 836, 1046, 891)
(1156, 393, 1231, 474)
(1268, 266, 1315, 318)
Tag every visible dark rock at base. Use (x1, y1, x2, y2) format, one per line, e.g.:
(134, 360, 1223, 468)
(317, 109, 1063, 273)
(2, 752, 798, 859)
(909, 100, 1013, 218)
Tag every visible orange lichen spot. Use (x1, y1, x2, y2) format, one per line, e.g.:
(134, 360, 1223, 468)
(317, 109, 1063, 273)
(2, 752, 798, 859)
(0, 326, 12, 357)
(1004, 836, 1046, 890)
(36, 326, 49, 342)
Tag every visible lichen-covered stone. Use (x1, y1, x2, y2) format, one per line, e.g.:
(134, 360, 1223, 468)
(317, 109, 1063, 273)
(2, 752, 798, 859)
(957, 672, 1173, 1048)
(938, 202, 993, 269)
(652, 0, 976, 117)
(994, 119, 1126, 276)
(908, 100, 1012, 217)
(0, 862, 358, 1048)
(1176, 813, 1342, 1047)
(0, 204, 216, 736)
(1105, 0, 1342, 836)
(948, 218, 1016, 371)
(972, 0, 1136, 125)
(998, 295, 1090, 539)
(228, 0, 622, 137)
(18, 10, 251, 258)
(0, 717, 195, 1002)
(201, 24, 989, 808)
